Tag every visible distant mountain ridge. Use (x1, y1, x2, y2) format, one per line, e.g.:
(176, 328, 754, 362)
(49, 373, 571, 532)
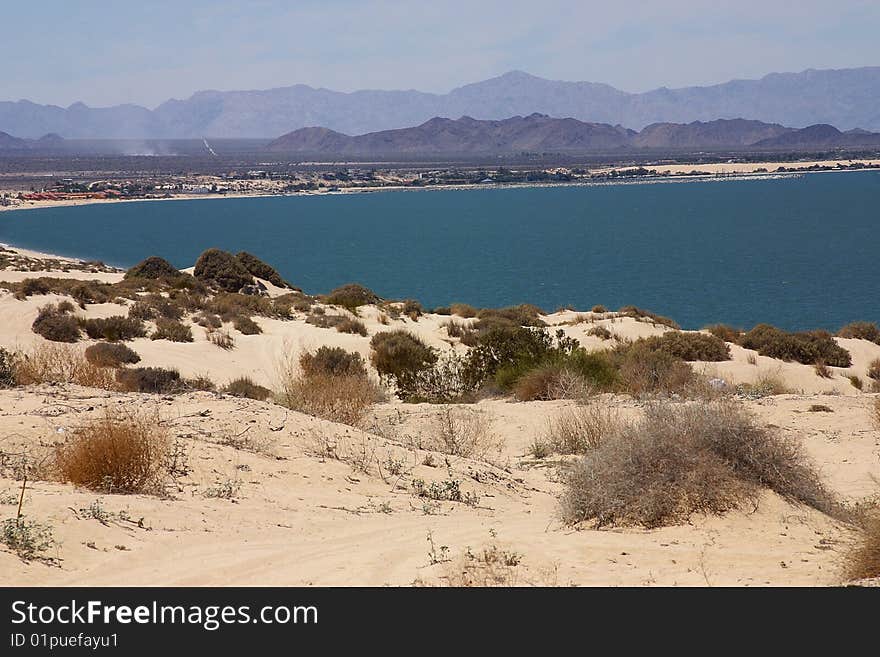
(2, 67, 880, 138)
(0, 131, 64, 151)
(267, 115, 880, 155)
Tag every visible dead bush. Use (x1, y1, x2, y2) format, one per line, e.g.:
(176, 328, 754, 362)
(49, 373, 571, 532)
(84, 343, 140, 368)
(845, 514, 880, 581)
(450, 303, 478, 318)
(55, 408, 169, 494)
(561, 400, 838, 528)
(430, 407, 501, 460)
(14, 343, 116, 389)
(513, 363, 593, 401)
(208, 330, 234, 350)
(538, 403, 618, 455)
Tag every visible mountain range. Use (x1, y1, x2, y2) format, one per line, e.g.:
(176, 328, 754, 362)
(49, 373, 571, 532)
(2, 67, 880, 139)
(267, 115, 880, 155)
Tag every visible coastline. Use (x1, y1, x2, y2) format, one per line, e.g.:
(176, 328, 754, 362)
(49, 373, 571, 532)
(1, 158, 878, 215)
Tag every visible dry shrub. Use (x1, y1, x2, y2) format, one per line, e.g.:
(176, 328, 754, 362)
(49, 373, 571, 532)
(837, 321, 880, 345)
(617, 305, 680, 329)
(208, 329, 234, 350)
(615, 342, 696, 397)
(561, 400, 838, 528)
(587, 325, 612, 340)
(641, 331, 731, 362)
(128, 294, 184, 321)
(591, 304, 607, 313)
(14, 343, 116, 389)
(845, 515, 880, 581)
(441, 544, 526, 587)
(335, 316, 368, 336)
(703, 324, 742, 343)
(81, 316, 147, 341)
(736, 371, 793, 398)
(84, 343, 140, 368)
(323, 283, 380, 311)
(115, 367, 182, 394)
(814, 361, 833, 378)
(55, 408, 169, 494)
(233, 315, 262, 335)
(430, 407, 501, 460)
(538, 403, 618, 455)
(0, 348, 15, 388)
(449, 303, 478, 318)
(300, 346, 367, 378)
(223, 377, 272, 401)
(848, 375, 863, 390)
(873, 398, 880, 430)
(513, 363, 593, 401)
(194, 312, 222, 329)
(32, 302, 80, 342)
(277, 349, 382, 426)
(151, 318, 193, 342)
(868, 358, 880, 382)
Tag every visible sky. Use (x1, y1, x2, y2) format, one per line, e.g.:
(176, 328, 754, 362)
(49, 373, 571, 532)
(2, 0, 879, 108)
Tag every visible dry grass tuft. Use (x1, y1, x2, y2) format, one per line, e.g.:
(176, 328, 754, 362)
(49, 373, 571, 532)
(536, 403, 618, 455)
(14, 343, 116, 389)
(561, 399, 839, 528)
(55, 408, 169, 494)
(430, 407, 501, 460)
(277, 349, 382, 426)
(873, 398, 880, 430)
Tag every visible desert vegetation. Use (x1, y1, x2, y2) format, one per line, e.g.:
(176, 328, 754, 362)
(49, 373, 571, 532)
(837, 321, 880, 344)
(84, 343, 141, 368)
(738, 324, 851, 367)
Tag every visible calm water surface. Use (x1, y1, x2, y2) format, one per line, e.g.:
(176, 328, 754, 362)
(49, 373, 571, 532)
(1, 171, 878, 330)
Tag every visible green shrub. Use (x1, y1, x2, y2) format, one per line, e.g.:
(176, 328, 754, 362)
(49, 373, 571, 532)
(640, 332, 731, 362)
(739, 324, 851, 367)
(193, 248, 254, 292)
(235, 251, 290, 288)
(837, 321, 880, 344)
(205, 292, 289, 321)
(394, 353, 479, 403)
(81, 316, 147, 341)
(370, 330, 437, 385)
(84, 343, 140, 368)
(300, 346, 367, 378)
(124, 256, 183, 280)
(32, 303, 80, 342)
(612, 341, 696, 396)
(223, 377, 272, 401)
(116, 367, 182, 394)
(324, 283, 380, 310)
(151, 318, 193, 343)
(233, 315, 262, 335)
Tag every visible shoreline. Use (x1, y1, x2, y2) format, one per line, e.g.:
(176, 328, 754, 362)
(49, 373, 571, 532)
(1, 159, 878, 215)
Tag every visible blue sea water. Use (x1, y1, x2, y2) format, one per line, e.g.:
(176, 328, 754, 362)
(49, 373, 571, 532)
(1, 171, 878, 330)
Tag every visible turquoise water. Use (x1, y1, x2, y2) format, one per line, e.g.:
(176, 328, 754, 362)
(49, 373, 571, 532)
(1, 171, 878, 330)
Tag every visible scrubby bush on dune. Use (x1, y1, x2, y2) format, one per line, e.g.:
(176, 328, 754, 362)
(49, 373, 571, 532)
(739, 324, 851, 367)
(193, 248, 254, 293)
(124, 256, 182, 280)
(84, 343, 140, 368)
(205, 292, 290, 321)
(32, 302, 81, 342)
(223, 377, 272, 401)
(845, 514, 880, 581)
(300, 346, 367, 378)
(233, 315, 262, 335)
(868, 358, 880, 382)
(561, 400, 838, 528)
(305, 312, 367, 336)
(449, 303, 478, 318)
(591, 304, 608, 314)
(535, 403, 618, 456)
(208, 329, 234, 350)
(235, 251, 290, 288)
(128, 294, 185, 321)
(278, 348, 381, 426)
(873, 398, 880, 430)
(510, 351, 618, 401)
(611, 341, 697, 397)
(401, 299, 423, 320)
(0, 348, 17, 388)
(617, 305, 680, 329)
(370, 330, 437, 385)
(395, 353, 479, 403)
(703, 324, 742, 343)
(639, 331, 731, 362)
(13, 343, 116, 389)
(476, 304, 545, 329)
(55, 408, 168, 494)
(837, 321, 880, 345)
(323, 283, 380, 311)
(151, 318, 193, 343)
(80, 316, 147, 341)
(115, 367, 182, 394)
(194, 312, 222, 329)
(587, 325, 612, 340)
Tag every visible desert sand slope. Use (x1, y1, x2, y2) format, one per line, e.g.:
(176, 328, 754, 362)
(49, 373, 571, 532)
(1, 255, 879, 586)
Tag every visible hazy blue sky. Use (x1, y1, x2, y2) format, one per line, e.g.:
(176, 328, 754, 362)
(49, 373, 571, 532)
(3, 1, 879, 107)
